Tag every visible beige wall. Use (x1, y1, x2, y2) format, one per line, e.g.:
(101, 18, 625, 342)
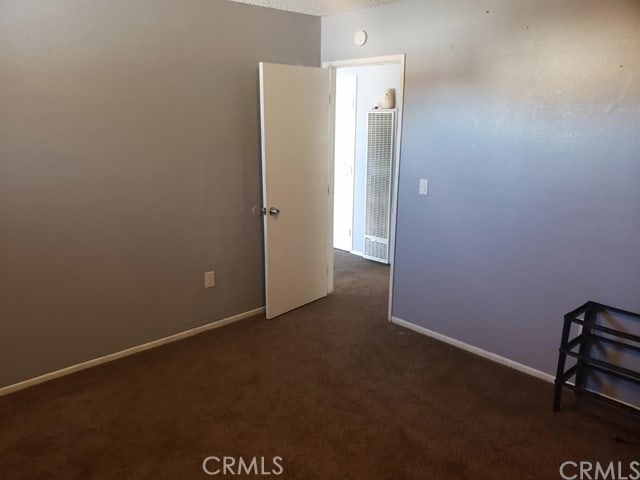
(0, 0, 320, 387)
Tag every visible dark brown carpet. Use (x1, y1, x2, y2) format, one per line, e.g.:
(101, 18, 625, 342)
(1, 250, 638, 479)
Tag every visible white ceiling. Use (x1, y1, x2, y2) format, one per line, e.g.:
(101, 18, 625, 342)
(227, 0, 403, 17)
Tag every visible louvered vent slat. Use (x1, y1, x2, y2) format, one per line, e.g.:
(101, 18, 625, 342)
(364, 110, 395, 264)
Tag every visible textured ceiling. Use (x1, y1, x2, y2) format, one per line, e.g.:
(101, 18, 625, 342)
(227, 0, 403, 16)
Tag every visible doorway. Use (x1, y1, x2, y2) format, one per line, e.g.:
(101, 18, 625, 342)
(258, 57, 404, 320)
(325, 55, 406, 320)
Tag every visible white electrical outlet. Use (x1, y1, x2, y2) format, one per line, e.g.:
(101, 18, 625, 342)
(204, 270, 215, 288)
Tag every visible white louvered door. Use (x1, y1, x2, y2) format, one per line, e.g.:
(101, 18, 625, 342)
(364, 110, 396, 264)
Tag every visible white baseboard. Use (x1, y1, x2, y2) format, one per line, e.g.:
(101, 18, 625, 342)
(350, 250, 363, 257)
(390, 316, 555, 384)
(0, 307, 265, 397)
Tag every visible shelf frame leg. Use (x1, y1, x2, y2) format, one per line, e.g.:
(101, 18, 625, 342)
(553, 315, 573, 412)
(575, 304, 597, 396)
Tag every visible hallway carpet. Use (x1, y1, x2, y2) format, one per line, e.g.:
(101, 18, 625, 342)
(1, 251, 638, 479)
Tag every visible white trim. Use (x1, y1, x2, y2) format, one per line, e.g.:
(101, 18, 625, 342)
(350, 250, 364, 257)
(587, 390, 640, 412)
(327, 66, 337, 294)
(386, 57, 405, 322)
(321, 54, 404, 69)
(0, 307, 265, 397)
(390, 316, 555, 383)
(324, 54, 406, 322)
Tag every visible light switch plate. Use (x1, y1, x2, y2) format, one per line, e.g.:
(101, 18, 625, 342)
(204, 271, 215, 288)
(419, 178, 429, 195)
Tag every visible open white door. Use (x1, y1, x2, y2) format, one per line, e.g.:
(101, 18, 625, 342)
(259, 62, 331, 319)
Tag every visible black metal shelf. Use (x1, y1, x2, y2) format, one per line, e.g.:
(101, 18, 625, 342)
(554, 301, 640, 414)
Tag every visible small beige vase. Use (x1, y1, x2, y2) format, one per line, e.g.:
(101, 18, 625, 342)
(383, 88, 396, 109)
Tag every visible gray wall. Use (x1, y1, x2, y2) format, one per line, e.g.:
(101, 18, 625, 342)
(323, 0, 640, 375)
(0, 0, 319, 387)
(336, 64, 402, 254)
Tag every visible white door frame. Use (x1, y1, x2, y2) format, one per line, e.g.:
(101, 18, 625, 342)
(323, 54, 406, 321)
(332, 73, 357, 253)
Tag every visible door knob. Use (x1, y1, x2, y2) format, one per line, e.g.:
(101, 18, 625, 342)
(269, 207, 281, 217)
